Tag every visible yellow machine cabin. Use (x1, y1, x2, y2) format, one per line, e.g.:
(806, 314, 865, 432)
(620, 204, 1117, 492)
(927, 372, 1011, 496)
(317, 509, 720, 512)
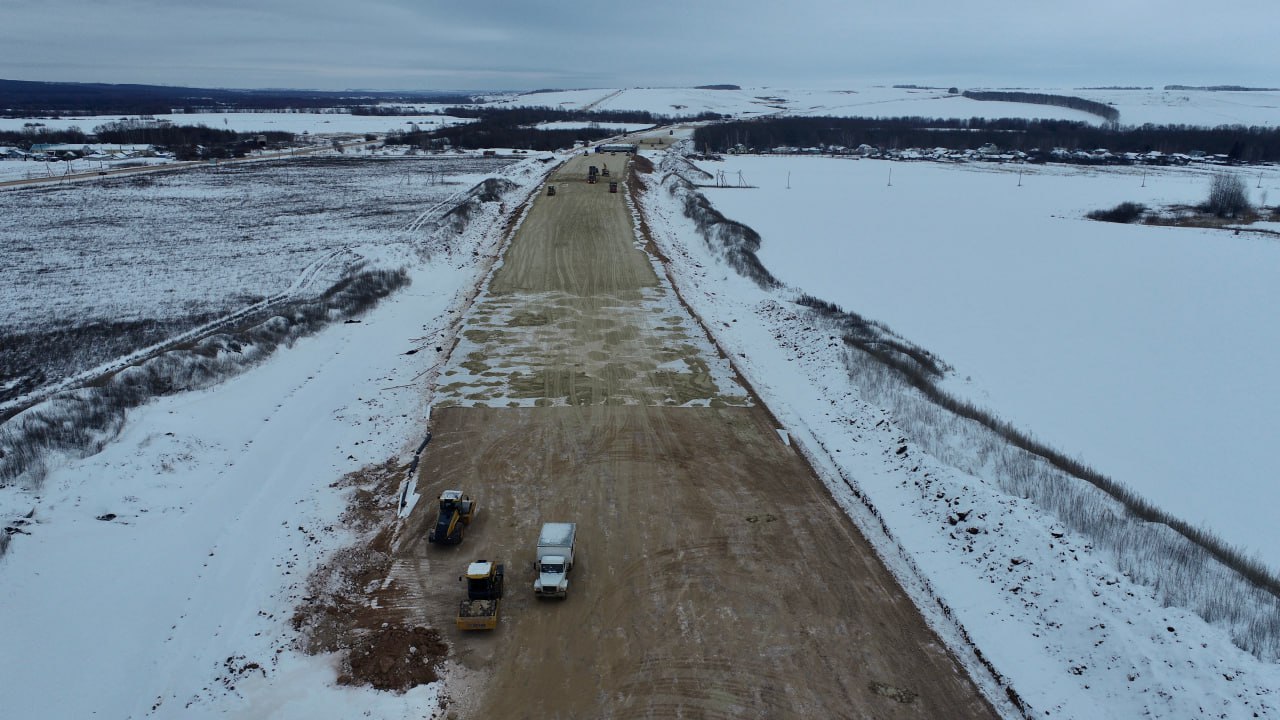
(456, 560, 505, 631)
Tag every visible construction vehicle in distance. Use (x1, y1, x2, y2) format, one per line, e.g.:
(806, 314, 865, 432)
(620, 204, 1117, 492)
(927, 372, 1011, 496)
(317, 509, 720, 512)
(547, 184, 556, 196)
(587, 165, 598, 184)
(427, 490, 477, 545)
(601, 164, 610, 177)
(532, 522, 576, 599)
(608, 181, 618, 193)
(457, 560, 505, 630)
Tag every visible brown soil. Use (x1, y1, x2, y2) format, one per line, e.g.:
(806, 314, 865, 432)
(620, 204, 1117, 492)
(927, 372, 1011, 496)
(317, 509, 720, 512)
(292, 458, 453, 694)
(341, 625, 449, 692)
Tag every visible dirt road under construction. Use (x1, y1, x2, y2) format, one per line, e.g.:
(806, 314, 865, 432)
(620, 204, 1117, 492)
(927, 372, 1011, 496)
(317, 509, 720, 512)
(392, 151, 997, 718)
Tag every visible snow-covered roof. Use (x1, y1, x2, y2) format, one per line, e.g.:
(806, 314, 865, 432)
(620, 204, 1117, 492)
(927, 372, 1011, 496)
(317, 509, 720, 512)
(441, 489, 463, 501)
(30, 143, 90, 152)
(466, 561, 493, 577)
(538, 522, 576, 546)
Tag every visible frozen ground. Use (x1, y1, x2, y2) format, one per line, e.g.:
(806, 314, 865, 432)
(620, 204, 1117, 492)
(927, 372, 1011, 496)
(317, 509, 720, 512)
(639, 149, 1280, 718)
(0, 157, 544, 718)
(435, 286, 749, 409)
(693, 155, 1280, 570)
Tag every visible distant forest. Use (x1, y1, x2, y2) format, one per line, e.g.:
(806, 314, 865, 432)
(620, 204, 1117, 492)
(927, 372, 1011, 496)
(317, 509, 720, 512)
(385, 125, 615, 152)
(962, 90, 1121, 123)
(1165, 85, 1279, 92)
(0, 79, 475, 116)
(384, 106, 722, 151)
(438, 106, 723, 125)
(693, 116, 1280, 163)
(0, 120, 294, 160)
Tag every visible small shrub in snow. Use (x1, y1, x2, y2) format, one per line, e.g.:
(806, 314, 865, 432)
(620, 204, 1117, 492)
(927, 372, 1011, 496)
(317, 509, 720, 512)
(797, 294, 947, 383)
(1086, 202, 1146, 224)
(1205, 172, 1253, 218)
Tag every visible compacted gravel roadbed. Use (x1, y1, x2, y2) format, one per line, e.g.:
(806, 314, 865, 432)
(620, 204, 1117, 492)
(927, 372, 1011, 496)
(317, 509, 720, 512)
(392, 152, 997, 718)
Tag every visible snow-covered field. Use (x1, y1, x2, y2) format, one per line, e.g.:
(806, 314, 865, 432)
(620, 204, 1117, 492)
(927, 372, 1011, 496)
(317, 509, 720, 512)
(0, 155, 515, 334)
(485, 85, 1280, 126)
(639, 149, 1280, 718)
(693, 155, 1280, 570)
(534, 120, 653, 133)
(485, 86, 1104, 123)
(0, 157, 545, 718)
(1, 259, 456, 718)
(1071, 88, 1280, 127)
(0, 154, 522, 410)
(0, 111, 473, 137)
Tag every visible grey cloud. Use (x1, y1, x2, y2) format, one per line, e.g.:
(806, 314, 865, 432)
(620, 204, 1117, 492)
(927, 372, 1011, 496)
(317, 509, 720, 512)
(1, 0, 1276, 90)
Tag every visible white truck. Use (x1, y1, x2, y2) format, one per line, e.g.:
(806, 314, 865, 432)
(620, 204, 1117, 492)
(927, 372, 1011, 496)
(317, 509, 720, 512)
(532, 522, 577, 599)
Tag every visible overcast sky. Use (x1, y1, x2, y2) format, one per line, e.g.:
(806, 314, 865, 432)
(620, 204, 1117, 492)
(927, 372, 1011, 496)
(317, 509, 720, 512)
(3, 1, 1277, 91)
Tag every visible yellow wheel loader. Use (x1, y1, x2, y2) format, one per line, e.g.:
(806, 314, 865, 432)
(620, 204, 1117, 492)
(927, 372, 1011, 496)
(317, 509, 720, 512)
(427, 490, 477, 545)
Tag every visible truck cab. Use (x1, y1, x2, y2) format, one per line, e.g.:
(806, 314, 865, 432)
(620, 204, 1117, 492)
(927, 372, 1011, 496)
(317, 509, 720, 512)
(533, 555, 570, 598)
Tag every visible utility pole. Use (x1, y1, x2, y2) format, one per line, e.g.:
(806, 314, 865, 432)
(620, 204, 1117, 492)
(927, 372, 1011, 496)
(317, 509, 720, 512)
(887, 167, 892, 187)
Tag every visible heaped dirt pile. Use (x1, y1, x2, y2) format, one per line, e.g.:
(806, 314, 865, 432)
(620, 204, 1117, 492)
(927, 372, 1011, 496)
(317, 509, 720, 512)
(291, 458, 450, 691)
(341, 624, 448, 691)
(630, 153, 655, 174)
